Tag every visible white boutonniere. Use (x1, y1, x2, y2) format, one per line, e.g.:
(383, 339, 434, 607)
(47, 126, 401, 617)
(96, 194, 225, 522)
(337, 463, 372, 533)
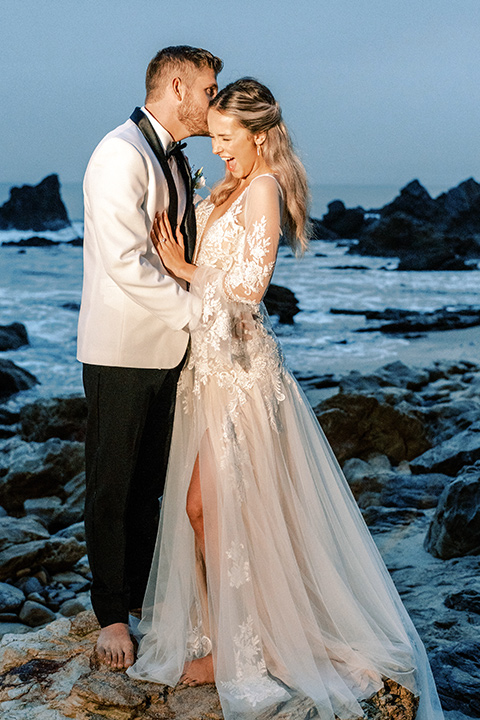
(191, 166, 207, 205)
(192, 166, 206, 190)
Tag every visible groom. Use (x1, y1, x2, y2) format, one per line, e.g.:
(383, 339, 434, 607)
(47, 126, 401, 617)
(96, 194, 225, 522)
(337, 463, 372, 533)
(77, 46, 222, 670)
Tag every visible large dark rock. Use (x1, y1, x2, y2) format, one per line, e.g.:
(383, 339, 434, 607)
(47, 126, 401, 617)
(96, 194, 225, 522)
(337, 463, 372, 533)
(429, 641, 480, 715)
(0, 358, 38, 400)
(0, 322, 29, 351)
(322, 200, 367, 238)
(0, 516, 50, 553)
(425, 464, 480, 559)
(438, 177, 480, 237)
(380, 180, 443, 224)
(20, 395, 87, 443)
(264, 284, 300, 324)
(352, 212, 473, 270)
(315, 393, 430, 465)
(0, 438, 85, 512)
(411, 422, 480, 476)
(0, 174, 71, 231)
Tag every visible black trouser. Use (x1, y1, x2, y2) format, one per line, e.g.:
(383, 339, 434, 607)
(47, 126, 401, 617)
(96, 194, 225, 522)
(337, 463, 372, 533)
(83, 362, 182, 627)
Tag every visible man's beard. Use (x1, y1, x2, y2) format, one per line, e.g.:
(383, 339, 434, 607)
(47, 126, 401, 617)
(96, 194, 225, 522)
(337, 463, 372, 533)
(178, 91, 209, 137)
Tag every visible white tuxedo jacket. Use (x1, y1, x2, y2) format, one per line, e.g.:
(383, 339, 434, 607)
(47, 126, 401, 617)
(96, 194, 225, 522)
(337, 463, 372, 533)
(77, 117, 200, 368)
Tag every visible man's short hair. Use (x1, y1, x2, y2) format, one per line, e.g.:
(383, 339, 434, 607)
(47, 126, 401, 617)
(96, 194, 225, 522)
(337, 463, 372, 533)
(146, 45, 223, 100)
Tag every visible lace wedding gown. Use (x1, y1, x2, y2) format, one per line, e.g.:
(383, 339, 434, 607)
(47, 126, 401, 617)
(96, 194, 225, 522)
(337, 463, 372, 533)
(128, 175, 443, 720)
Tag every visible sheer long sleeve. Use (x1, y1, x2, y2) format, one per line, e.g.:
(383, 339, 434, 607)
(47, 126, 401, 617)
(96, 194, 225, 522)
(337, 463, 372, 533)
(190, 175, 282, 308)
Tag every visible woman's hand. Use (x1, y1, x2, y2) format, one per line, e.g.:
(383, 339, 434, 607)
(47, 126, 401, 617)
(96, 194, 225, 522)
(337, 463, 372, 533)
(150, 211, 196, 284)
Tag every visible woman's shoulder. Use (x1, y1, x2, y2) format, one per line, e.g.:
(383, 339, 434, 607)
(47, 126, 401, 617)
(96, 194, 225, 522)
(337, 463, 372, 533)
(245, 174, 284, 212)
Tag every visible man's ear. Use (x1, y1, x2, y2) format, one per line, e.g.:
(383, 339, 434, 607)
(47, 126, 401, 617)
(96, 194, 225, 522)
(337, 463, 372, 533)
(172, 77, 184, 102)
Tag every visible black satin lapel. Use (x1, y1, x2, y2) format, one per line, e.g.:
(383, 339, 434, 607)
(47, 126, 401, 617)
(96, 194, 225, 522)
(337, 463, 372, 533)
(130, 107, 178, 231)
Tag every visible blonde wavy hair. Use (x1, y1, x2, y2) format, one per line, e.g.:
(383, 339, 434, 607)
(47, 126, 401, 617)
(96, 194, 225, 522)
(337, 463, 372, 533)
(209, 78, 310, 254)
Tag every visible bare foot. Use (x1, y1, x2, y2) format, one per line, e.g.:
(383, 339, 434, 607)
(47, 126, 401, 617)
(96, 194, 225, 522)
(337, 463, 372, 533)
(96, 622, 135, 669)
(180, 655, 215, 686)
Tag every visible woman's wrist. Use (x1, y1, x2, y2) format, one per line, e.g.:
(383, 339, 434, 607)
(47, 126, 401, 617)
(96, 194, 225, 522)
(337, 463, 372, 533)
(180, 262, 196, 284)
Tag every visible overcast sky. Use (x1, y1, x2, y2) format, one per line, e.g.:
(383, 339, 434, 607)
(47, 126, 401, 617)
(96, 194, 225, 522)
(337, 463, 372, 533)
(1, 0, 479, 193)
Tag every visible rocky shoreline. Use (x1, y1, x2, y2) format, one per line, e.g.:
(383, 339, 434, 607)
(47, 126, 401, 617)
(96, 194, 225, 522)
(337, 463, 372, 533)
(0, 355, 478, 717)
(312, 177, 480, 272)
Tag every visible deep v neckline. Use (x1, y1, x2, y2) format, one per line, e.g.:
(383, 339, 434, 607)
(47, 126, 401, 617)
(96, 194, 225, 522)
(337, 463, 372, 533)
(199, 173, 279, 246)
(199, 187, 247, 245)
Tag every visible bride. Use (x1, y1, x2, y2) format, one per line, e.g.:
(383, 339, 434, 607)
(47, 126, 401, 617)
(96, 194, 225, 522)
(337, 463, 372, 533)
(127, 78, 444, 720)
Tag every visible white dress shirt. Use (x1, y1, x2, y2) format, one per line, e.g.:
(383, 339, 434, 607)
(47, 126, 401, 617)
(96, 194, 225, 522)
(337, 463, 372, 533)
(141, 107, 187, 225)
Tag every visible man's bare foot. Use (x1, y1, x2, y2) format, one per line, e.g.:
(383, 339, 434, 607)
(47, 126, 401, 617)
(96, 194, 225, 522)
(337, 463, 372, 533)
(180, 655, 215, 686)
(96, 622, 135, 669)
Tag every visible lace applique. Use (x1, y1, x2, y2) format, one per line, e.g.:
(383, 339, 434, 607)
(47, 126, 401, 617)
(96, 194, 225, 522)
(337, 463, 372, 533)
(220, 615, 288, 706)
(185, 624, 212, 661)
(226, 540, 251, 589)
(224, 215, 276, 304)
(179, 177, 286, 444)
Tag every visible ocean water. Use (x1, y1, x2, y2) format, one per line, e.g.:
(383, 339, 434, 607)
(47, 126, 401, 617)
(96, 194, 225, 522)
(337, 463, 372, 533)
(1, 179, 479, 410)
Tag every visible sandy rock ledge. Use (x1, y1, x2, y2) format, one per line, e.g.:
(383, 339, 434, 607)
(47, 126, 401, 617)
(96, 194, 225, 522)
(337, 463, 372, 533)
(0, 610, 419, 720)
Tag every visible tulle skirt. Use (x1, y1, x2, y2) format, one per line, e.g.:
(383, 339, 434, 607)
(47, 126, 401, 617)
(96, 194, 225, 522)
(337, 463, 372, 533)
(128, 367, 443, 720)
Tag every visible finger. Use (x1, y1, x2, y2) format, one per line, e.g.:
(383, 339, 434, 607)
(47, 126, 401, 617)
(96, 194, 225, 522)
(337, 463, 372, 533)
(158, 214, 171, 245)
(151, 228, 161, 252)
(150, 217, 162, 247)
(175, 226, 185, 249)
(162, 211, 175, 243)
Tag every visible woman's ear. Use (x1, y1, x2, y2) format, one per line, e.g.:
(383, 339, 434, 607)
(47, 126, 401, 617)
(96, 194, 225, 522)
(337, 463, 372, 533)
(254, 131, 267, 148)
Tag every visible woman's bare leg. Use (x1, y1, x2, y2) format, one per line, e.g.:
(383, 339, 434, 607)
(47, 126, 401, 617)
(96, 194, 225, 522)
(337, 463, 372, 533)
(181, 454, 215, 686)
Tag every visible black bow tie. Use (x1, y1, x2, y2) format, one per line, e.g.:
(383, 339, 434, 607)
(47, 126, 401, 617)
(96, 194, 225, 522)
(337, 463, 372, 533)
(166, 141, 187, 160)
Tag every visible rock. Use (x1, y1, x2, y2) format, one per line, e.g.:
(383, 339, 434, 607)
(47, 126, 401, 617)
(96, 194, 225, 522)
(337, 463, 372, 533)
(378, 473, 450, 510)
(1, 236, 61, 247)
(309, 216, 339, 241)
(0, 583, 25, 612)
(0, 322, 29, 351)
(444, 583, 480, 614)
(380, 180, 442, 224)
(0, 408, 19, 425)
(0, 358, 38, 401)
(0, 623, 31, 639)
(0, 174, 71, 231)
(73, 555, 91, 579)
(352, 305, 480, 334)
(352, 212, 474, 270)
(20, 395, 88, 443)
(361, 506, 425, 532)
(0, 535, 86, 582)
(315, 393, 430, 465)
(59, 599, 86, 618)
(18, 601, 56, 627)
(56, 473, 86, 528)
(322, 200, 367, 238)
(0, 438, 85, 512)
(411, 422, 480, 476)
(397, 247, 473, 271)
(264, 284, 300, 324)
(0, 611, 417, 720)
(0, 516, 50, 553)
(425, 465, 480, 559)
(15, 576, 45, 596)
(429, 641, 480, 714)
(51, 571, 89, 593)
(55, 523, 85, 543)
(24, 496, 63, 530)
(437, 177, 480, 219)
